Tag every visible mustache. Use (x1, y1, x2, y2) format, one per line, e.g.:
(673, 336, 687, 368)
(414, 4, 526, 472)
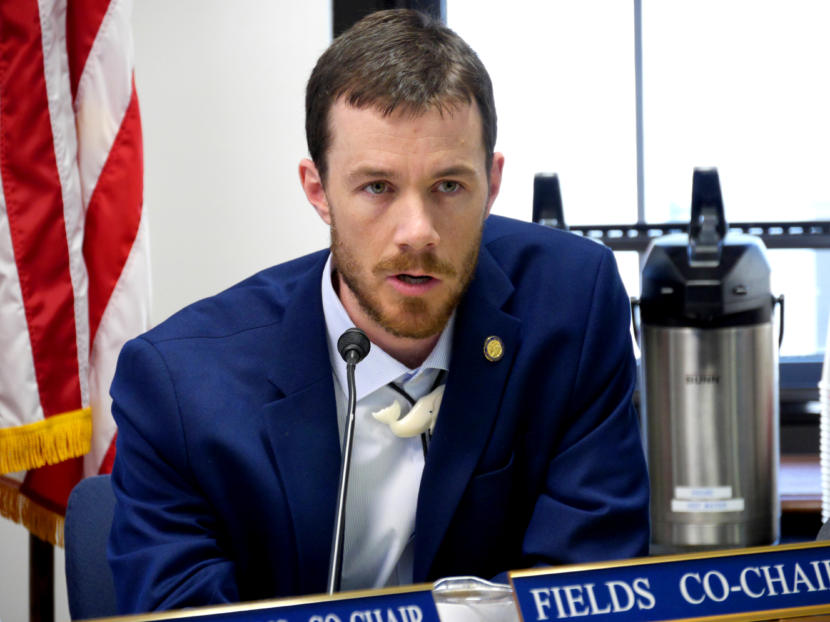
(373, 252, 457, 278)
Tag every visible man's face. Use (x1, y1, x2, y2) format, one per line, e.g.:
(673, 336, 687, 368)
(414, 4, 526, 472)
(303, 99, 503, 341)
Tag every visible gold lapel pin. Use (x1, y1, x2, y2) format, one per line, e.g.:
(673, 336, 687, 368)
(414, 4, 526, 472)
(483, 335, 504, 362)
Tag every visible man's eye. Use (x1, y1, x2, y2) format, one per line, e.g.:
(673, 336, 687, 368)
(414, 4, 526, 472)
(437, 181, 460, 193)
(364, 181, 388, 195)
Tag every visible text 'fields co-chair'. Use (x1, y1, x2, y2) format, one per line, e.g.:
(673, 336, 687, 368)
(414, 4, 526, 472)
(64, 474, 117, 620)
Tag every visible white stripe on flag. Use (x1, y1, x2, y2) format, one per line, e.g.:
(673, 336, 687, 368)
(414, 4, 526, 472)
(75, 0, 149, 474)
(0, 169, 44, 428)
(75, 0, 135, 208)
(85, 212, 151, 476)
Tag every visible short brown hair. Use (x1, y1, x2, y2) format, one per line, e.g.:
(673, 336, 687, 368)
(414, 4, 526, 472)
(305, 9, 497, 181)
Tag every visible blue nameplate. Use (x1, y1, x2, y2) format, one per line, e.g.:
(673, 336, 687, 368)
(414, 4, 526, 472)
(510, 541, 830, 621)
(133, 585, 440, 622)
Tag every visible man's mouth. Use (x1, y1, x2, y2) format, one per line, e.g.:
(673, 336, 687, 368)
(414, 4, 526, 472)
(383, 270, 444, 298)
(396, 274, 433, 285)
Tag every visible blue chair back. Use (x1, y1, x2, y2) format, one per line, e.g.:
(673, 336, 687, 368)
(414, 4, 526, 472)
(64, 474, 117, 620)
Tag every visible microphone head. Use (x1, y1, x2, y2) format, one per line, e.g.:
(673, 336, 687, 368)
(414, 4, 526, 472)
(337, 328, 370, 365)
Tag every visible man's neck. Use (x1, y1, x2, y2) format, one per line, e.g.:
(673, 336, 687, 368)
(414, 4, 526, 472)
(335, 273, 441, 370)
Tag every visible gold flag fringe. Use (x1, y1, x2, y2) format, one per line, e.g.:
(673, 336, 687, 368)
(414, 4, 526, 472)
(0, 407, 92, 474)
(0, 478, 64, 546)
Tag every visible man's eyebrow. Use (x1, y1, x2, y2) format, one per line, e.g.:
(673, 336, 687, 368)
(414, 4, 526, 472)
(345, 164, 479, 183)
(346, 167, 397, 183)
(434, 165, 478, 179)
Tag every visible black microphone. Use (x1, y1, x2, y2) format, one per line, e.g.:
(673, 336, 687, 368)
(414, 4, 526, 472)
(327, 327, 370, 594)
(337, 327, 371, 366)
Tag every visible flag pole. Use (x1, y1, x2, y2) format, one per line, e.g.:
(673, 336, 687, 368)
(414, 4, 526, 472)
(29, 534, 54, 622)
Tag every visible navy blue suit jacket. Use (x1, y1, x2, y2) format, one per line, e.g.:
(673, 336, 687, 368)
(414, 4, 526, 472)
(108, 215, 649, 613)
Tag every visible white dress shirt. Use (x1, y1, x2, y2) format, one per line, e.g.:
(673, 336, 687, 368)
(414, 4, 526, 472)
(321, 255, 454, 590)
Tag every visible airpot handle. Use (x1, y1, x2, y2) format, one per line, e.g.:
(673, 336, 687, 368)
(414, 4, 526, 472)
(688, 168, 727, 265)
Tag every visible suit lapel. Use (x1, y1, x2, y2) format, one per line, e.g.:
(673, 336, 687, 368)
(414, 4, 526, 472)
(413, 247, 521, 580)
(262, 253, 341, 593)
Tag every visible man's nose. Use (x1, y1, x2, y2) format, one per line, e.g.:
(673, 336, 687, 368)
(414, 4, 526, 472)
(392, 193, 440, 251)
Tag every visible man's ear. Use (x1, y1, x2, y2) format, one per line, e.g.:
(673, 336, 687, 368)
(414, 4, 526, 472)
(299, 158, 331, 225)
(484, 152, 505, 218)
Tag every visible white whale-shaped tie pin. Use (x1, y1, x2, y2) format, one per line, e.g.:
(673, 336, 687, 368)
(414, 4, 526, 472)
(371, 401, 402, 426)
(372, 384, 445, 438)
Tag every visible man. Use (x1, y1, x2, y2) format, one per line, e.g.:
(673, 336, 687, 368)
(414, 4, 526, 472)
(108, 9, 649, 613)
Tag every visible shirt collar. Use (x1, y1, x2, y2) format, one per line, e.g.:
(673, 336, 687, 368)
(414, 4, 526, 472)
(321, 253, 454, 400)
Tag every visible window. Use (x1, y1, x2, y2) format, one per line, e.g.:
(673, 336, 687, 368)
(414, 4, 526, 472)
(643, 0, 830, 224)
(449, 0, 829, 356)
(447, 1, 637, 227)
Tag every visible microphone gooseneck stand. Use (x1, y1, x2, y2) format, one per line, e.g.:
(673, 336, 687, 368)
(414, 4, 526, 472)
(327, 328, 370, 594)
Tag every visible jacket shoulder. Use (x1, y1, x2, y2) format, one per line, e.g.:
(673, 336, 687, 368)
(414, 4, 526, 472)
(482, 214, 612, 273)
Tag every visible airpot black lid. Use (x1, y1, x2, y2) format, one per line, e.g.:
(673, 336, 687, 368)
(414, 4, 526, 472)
(640, 169, 772, 328)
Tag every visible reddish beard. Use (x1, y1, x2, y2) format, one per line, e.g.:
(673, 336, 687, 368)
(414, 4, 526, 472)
(329, 224, 481, 339)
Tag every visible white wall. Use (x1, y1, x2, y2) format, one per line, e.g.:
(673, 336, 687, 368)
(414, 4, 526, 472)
(0, 2, 331, 620)
(138, 0, 332, 325)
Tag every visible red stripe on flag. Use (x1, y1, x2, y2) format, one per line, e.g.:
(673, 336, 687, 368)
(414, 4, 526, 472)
(84, 77, 144, 342)
(22, 457, 84, 514)
(0, 1, 82, 416)
(99, 433, 117, 475)
(66, 0, 111, 101)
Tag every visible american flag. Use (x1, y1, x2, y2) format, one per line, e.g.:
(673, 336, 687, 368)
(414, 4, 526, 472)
(0, 0, 149, 544)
